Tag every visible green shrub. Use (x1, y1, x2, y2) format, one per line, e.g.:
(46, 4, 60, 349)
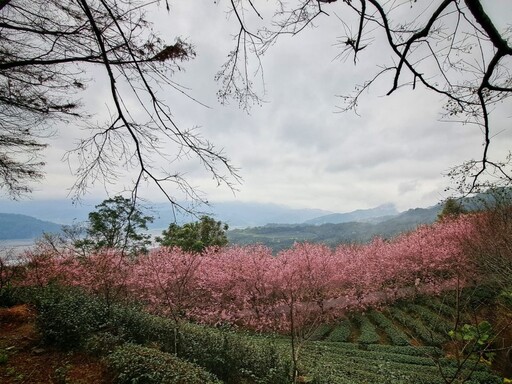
(498, 289, 512, 308)
(325, 319, 352, 342)
(353, 314, 380, 345)
(0, 285, 18, 307)
(81, 296, 289, 384)
(109, 304, 176, 348)
(29, 286, 289, 383)
(365, 344, 442, 358)
(367, 310, 410, 346)
(178, 323, 290, 384)
(466, 285, 499, 307)
(0, 350, 8, 365)
(422, 297, 457, 319)
(388, 307, 445, 346)
(406, 304, 452, 335)
(85, 332, 123, 357)
(308, 324, 332, 341)
(33, 286, 110, 348)
(0, 255, 24, 307)
(107, 343, 221, 384)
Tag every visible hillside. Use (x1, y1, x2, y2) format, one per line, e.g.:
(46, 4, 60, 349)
(228, 205, 441, 251)
(0, 213, 62, 240)
(303, 203, 399, 225)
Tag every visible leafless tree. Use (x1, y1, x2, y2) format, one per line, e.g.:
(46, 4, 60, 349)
(0, 0, 240, 209)
(220, 0, 512, 194)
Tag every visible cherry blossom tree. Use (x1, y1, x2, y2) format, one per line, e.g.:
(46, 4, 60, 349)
(17, 213, 479, 341)
(133, 247, 203, 322)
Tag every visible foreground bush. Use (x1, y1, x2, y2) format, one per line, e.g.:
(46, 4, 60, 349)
(33, 285, 110, 348)
(178, 323, 290, 384)
(109, 306, 290, 383)
(30, 286, 290, 383)
(107, 343, 221, 384)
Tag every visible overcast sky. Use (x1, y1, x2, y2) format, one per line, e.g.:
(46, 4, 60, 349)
(6, 1, 512, 213)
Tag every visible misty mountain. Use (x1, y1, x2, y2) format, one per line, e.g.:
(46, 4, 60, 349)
(192, 201, 332, 228)
(0, 199, 333, 230)
(0, 199, 96, 224)
(228, 204, 442, 252)
(0, 213, 62, 240)
(303, 203, 399, 225)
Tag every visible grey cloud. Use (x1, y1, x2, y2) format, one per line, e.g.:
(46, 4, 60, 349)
(19, 2, 512, 215)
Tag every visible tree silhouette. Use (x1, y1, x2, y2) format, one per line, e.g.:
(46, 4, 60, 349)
(0, 0, 240, 206)
(2, 1, 510, 203)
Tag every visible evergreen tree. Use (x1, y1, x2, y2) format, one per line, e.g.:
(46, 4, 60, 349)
(75, 196, 153, 256)
(156, 216, 228, 253)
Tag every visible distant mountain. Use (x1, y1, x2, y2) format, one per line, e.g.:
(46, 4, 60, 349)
(0, 199, 333, 230)
(228, 204, 442, 252)
(0, 213, 62, 240)
(303, 203, 399, 225)
(0, 199, 96, 224)
(199, 201, 332, 228)
(380, 206, 441, 228)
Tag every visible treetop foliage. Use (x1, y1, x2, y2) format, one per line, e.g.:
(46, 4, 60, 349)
(75, 195, 153, 256)
(156, 215, 228, 253)
(438, 198, 467, 221)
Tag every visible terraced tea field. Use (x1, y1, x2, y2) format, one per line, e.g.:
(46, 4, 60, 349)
(269, 296, 504, 383)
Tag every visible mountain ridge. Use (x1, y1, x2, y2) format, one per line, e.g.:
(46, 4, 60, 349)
(0, 213, 62, 240)
(303, 203, 399, 225)
(227, 204, 442, 252)
(0, 200, 438, 242)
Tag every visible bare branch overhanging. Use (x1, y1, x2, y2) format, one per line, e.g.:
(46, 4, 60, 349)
(221, 0, 512, 195)
(0, 0, 240, 212)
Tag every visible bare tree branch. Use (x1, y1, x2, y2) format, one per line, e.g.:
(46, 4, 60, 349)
(222, 0, 512, 195)
(0, 0, 240, 211)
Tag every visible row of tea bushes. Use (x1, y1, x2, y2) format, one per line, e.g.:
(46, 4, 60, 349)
(29, 286, 290, 384)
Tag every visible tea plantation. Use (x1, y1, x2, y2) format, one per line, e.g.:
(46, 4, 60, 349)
(272, 296, 503, 383)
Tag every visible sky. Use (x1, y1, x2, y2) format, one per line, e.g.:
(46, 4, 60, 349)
(4, 1, 512, 214)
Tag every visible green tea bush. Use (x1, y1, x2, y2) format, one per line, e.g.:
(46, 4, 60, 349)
(107, 343, 221, 384)
(466, 285, 499, 308)
(108, 306, 290, 383)
(367, 310, 410, 346)
(365, 344, 442, 358)
(422, 298, 457, 319)
(109, 305, 176, 347)
(0, 285, 18, 307)
(308, 324, 332, 341)
(325, 319, 352, 342)
(33, 286, 110, 348)
(498, 289, 512, 309)
(406, 304, 452, 335)
(353, 314, 380, 345)
(178, 323, 290, 384)
(0, 257, 24, 307)
(388, 307, 445, 345)
(85, 332, 123, 356)
(0, 350, 8, 365)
